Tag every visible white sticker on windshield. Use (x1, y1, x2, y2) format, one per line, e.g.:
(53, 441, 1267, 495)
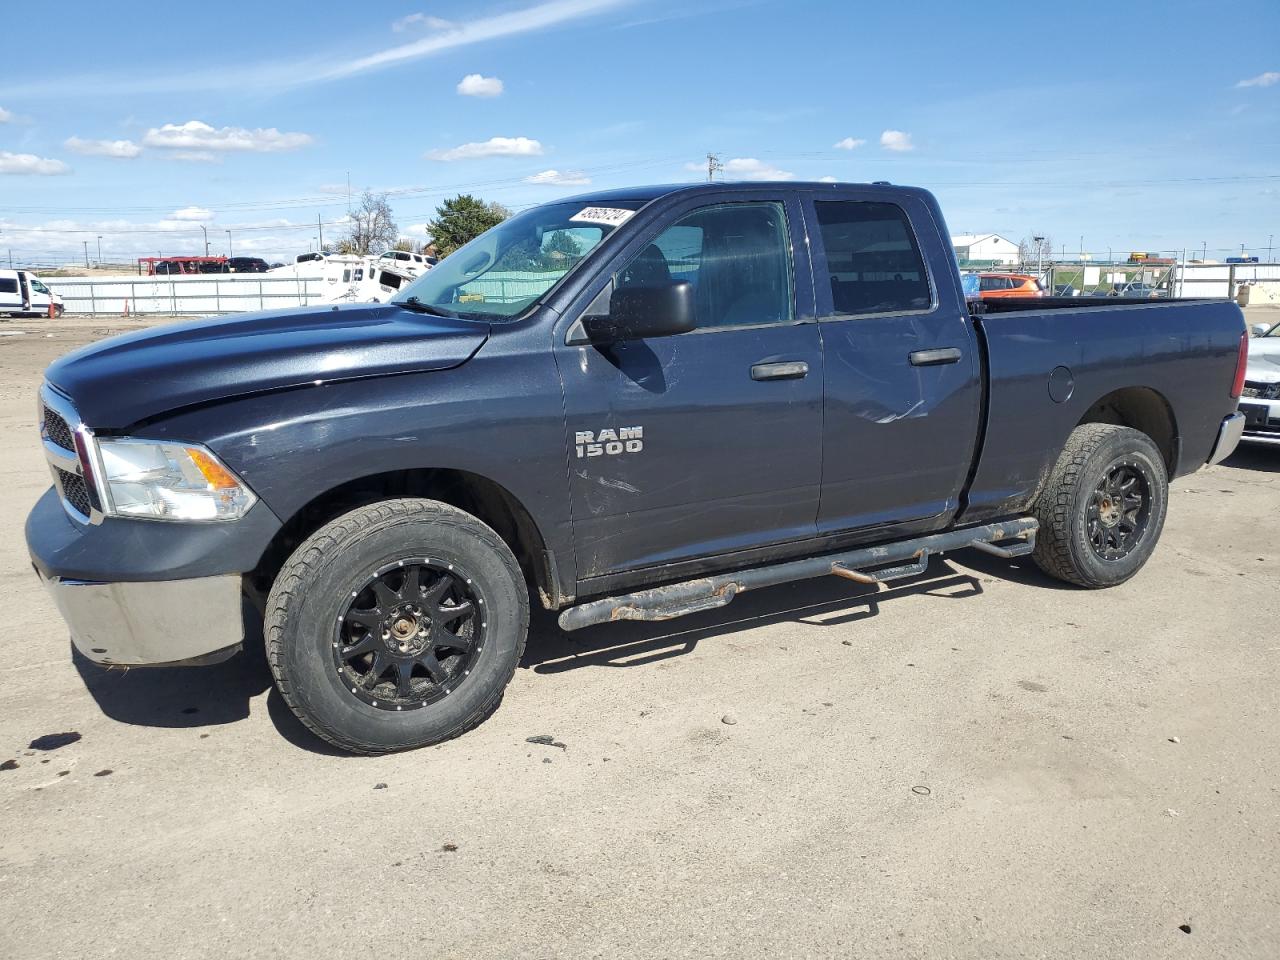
(570, 206, 635, 227)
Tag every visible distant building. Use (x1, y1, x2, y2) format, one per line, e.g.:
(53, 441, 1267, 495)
(952, 233, 1020, 266)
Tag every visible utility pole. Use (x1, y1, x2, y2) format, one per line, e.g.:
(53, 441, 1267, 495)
(317, 214, 324, 253)
(83, 240, 89, 268)
(706, 153, 722, 183)
(226, 229, 233, 258)
(200, 225, 209, 257)
(1268, 234, 1274, 262)
(1033, 235, 1045, 282)
(96, 235, 102, 265)
(346, 172, 352, 213)
(1201, 241, 1207, 261)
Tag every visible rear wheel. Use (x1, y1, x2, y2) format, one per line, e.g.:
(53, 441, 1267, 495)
(1031, 424, 1168, 588)
(266, 498, 528, 754)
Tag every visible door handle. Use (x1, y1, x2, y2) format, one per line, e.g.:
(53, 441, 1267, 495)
(751, 361, 809, 381)
(908, 347, 962, 366)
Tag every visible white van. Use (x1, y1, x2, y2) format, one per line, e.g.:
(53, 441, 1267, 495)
(0, 269, 65, 317)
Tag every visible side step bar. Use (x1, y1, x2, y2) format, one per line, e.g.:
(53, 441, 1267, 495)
(557, 518, 1037, 631)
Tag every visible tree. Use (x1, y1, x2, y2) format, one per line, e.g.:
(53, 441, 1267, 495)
(1017, 234, 1054, 267)
(426, 195, 510, 256)
(340, 191, 399, 256)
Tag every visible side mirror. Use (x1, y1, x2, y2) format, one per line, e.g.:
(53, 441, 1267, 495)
(1251, 323, 1270, 337)
(583, 281, 696, 343)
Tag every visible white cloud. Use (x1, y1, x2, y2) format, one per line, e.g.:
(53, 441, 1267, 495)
(818, 175, 838, 183)
(168, 206, 213, 222)
(880, 129, 914, 152)
(686, 158, 793, 181)
(0, 106, 11, 123)
(168, 150, 220, 163)
(64, 136, 142, 159)
(0, 0, 632, 100)
(1237, 71, 1280, 88)
(526, 169, 591, 186)
(0, 151, 70, 175)
(457, 73, 504, 97)
(142, 120, 313, 153)
(392, 12, 454, 31)
(834, 137, 865, 150)
(426, 136, 543, 161)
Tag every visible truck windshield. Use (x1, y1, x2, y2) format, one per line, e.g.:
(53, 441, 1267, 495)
(392, 200, 644, 320)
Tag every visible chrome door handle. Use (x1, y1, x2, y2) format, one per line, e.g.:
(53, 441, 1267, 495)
(909, 347, 962, 366)
(751, 361, 809, 381)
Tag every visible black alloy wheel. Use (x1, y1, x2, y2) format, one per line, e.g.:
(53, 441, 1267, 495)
(1085, 462, 1151, 561)
(334, 558, 485, 711)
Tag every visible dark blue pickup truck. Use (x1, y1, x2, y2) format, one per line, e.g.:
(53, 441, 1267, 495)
(28, 182, 1248, 753)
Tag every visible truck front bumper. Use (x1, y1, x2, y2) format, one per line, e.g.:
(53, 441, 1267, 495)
(1238, 398, 1280, 447)
(36, 570, 244, 666)
(26, 486, 282, 667)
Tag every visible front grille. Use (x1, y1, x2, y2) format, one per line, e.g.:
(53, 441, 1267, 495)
(1242, 381, 1280, 401)
(56, 467, 92, 517)
(42, 404, 75, 450)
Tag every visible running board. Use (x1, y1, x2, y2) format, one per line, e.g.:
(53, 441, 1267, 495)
(557, 518, 1038, 631)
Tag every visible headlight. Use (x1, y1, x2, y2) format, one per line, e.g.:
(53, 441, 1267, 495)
(96, 438, 256, 521)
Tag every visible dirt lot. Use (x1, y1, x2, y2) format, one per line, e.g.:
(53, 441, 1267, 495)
(1, 313, 1278, 960)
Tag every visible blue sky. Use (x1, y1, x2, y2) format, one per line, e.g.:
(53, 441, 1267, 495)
(1, 0, 1277, 264)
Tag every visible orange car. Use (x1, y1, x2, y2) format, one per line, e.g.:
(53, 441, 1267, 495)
(978, 273, 1045, 299)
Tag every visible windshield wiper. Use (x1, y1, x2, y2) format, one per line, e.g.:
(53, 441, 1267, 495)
(397, 296, 460, 319)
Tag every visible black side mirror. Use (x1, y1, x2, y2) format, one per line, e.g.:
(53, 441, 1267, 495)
(583, 281, 697, 343)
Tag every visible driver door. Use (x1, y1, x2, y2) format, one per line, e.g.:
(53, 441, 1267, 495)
(553, 193, 824, 582)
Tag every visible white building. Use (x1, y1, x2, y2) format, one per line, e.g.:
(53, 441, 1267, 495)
(952, 233, 1020, 266)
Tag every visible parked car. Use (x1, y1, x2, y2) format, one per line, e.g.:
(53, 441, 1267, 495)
(376, 249, 433, 278)
(27, 180, 1247, 754)
(1238, 320, 1280, 446)
(978, 273, 1044, 299)
(227, 257, 270, 274)
(0, 269, 64, 317)
(1053, 284, 1079, 297)
(1110, 281, 1160, 298)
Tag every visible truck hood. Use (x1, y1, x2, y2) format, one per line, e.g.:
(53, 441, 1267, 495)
(46, 303, 490, 429)
(1246, 335, 1280, 385)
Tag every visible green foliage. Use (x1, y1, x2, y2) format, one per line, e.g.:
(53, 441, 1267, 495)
(427, 195, 511, 256)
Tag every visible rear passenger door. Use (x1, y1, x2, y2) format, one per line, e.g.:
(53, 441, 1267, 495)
(803, 190, 982, 537)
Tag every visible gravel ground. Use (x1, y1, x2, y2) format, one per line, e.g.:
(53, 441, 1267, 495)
(1, 311, 1278, 960)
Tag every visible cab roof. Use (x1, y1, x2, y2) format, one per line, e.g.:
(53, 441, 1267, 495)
(561, 180, 929, 206)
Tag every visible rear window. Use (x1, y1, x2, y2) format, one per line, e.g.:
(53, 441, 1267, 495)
(815, 201, 931, 315)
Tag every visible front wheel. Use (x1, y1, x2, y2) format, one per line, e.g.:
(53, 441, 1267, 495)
(266, 498, 528, 754)
(1031, 424, 1169, 588)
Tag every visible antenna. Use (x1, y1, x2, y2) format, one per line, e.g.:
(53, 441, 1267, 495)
(706, 153, 723, 183)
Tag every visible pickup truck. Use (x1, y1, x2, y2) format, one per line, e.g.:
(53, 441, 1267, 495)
(27, 181, 1248, 754)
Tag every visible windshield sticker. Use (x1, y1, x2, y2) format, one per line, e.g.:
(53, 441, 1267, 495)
(570, 207, 635, 227)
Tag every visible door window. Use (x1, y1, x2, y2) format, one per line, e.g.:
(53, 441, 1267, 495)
(616, 202, 793, 329)
(815, 200, 931, 315)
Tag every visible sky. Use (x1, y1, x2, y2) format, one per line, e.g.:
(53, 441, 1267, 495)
(0, 0, 1277, 266)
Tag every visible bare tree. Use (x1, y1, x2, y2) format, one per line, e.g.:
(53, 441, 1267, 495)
(339, 191, 399, 255)
(1018, 234, 1054, 267)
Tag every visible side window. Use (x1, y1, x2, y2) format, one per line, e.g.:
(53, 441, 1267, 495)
(815, 200, 931, 315)
(31, 279, 49, 293)
(615, 202, 793, 329)
(0, 278, 17, 294)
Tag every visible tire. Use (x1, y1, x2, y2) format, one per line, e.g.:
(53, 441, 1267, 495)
(1031, 424, 1168, 588)
(266, 498, 528, 754)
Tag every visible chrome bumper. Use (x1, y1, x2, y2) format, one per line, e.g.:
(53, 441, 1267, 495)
(1207, 412, 1246, 465)
(37, 571, 244, 666)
